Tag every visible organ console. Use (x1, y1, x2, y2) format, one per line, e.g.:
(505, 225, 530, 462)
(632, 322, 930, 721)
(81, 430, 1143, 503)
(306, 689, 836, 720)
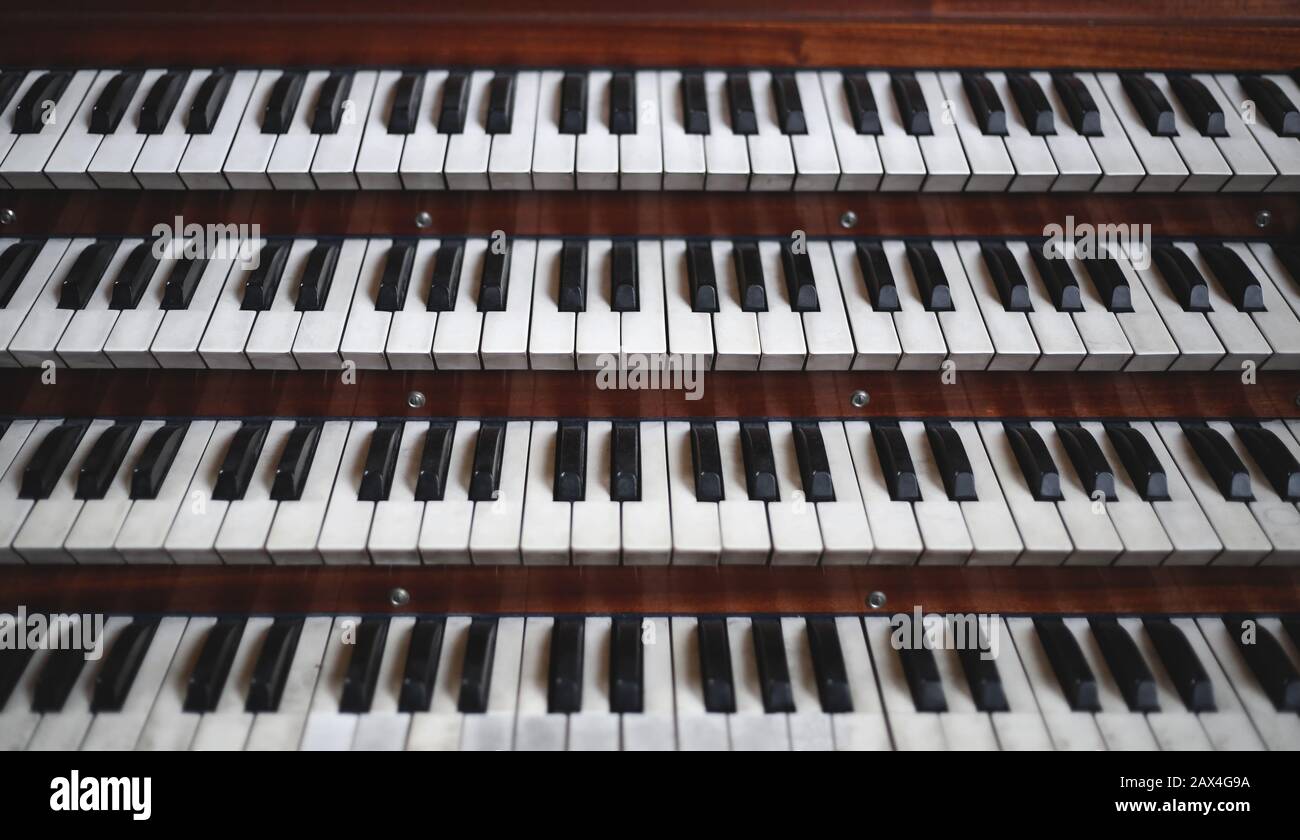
(2, 0, 1300, 757)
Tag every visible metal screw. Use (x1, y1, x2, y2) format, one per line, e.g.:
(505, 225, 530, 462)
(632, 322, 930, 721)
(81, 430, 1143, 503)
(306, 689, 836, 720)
(867, 591, 887, 609)
(850, 390, 870, 408)
(0, 209, 14, 225)
(389, 587, 410, 607)
(415, 211, 432, 229)
(407, 390, 426, 409)
(1255, 209, 1272, 229)
(839, 210, 858, 229)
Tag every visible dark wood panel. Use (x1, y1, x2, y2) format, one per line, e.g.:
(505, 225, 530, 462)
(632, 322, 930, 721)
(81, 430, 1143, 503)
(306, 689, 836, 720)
(1, 370, 1295, 421)
(3, 565, 1298, 616)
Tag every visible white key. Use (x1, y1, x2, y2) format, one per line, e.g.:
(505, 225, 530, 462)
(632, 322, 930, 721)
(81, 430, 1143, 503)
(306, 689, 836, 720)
(64, 420, 164, 563)
(190, 616, 274, 750)
(1, 70, 96, 189)
(789, 71, 840, 190)
(783, 617, 834, 750)
(818, 71, 884, 191)
(243, 239, 316, 370)
(1208, 419, 1300, 564)
(0, 72, 46, 188)
(150, 256, 237, 368)
(266, 70, 331, 190)
(931, 240, 994, 370)
(568, 617, 619, 750)
(987, 72, 1059, 192)
(1160, 617, 1263, 750)
(1177, 242, 1271, 371)
(1196, 616, 1300, 750)
(0, 644, 47, 750)
(575, 71, 618, 191)
(571, 421, 619, 566)
(957, 240, 1040, 371)
(815, 421, 873, 565)
(214, 420, 296, 564)
(339, 239, 396, 369)
(87, 70, 168, 189)
(82, 617, 188, 750)
(666, 420, 720, 565)
(659, 71, 705, 190)
(1126, 421, 1223, 565)
(1117, 617, 1214, 750)
(363, 421, 425, 565)
(1011, 240, 1086, 370)
(353, 71, 405, 189)
(867, 71, 926, 191)
(932, 638, 1000, 751)
(800, 241, 854, 369)
(133, 70, 212, 188)
(384, 239, 441, 370)
(1223, 242, 1300, 369)
(300, 616, 362, 750)
(915, 72, 970, 192)
(663, 239, 714, 366)
(27, 617, 132, 751)
(292, 239, 365, 369)
(1074, 72, 1145, 192)
(727, 617, 790, 750)
(670, 617, 729, 750)
(418, 420, 476, 564)
(0, 239, 70, 366)
(399, 70, 451, 190)
(755, 240, 806, 370)
(196, 238, 266, 369)
(1214, 73, 1300, 192)
(978, 421, 1073, 565)
(623, 617, 676, 750)
(768, 421, 824, 565)
(951, 421, 1023, 564)
(1032, 420, 1123, 565)
(468, 420, 529, 564)
(528, 239, 576, 369)
(833, 617, 893, 750)
(163, 420, 242, 564)
(1249, 241, 1300, 357)
(830, 239, 901, 369)
(574, 240, 620, 370)
(0, 420, 63, 562)
(311, 71, 378, 190)
(622, 421, 672, 565)
(44, 70, 114, 189)
(1109, 247, 1179, 371)
(987, 617, 1055, 749)
(716, 420, 769, 565)
(1148, 72, 1233, 191)
(14, 418, 112, 563)
(863, 616, 947, 749)
(9, 237, 97, 367)
(1078, 421, 1173, 565)
(901, 420, 973, 564)
(316, 420, 376, 564)
(1131, 243, 1228, 371)
(406, 616, 468, 750)
(479, 239, 535, 369)
(246, 616, 331, 750)
(1063, 248, 1133, 371)
(135, 617, 215, 750)
(844, 420, 923, 564)
(1028, 71, 1102, 192)
(884, 240, 946, 370)
(351, 617, 415, 750)
(178, 70, 259, 190)
(937, 71, 1013, 192)
(265, 420, 348, 565)
(711, 239, 761, 370)
(514, 616, 566, 750)
(223, 72, 289, 190)
(103, 248, 174, 368)
(55, 238, 141, 368)
(488, 71, 540, 190)
(1097, 72, 1188, 191)
(115, 421, 216, 564)
(1192, 72, 1277, 192)
(1064, 617, 1159, 749)
(530, 71, 574, 190)
(620, 70, 663, 190)
(1005, 617, 1105, 749)
(459, 617, 524, 751)
(621, 240, 667, 361)
(520, 420, 570, 565)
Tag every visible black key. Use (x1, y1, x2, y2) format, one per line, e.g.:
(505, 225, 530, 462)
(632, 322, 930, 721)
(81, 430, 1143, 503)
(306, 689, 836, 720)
(855, 241, 899, 311)
(1285, 619, 1300, 663)
(1030, 246, 1083, 312)
(438, 72, 471, 134)
(685, 241, 718, 312)
(1201, 243, 1264, 312)
(958, 645, 1008, 712)
(962, 72, 1007, 135)
(160, 257, 206, 310)
(726, 73, 757, 135)
(183, 618, 246, 712)
(76, 421, 139, 500)
(109, 241, 160, 311)
(240, 241, 290, 311)
(1056, 422, 1116, 501)
(139, 70, 189, 134)
(212, 421, 270, 501)
(376, 241, 416, 312)
(690, 422, 724, 502)
(130, 422, 187, 500)
(0, 71, 25, 118)
(558, 240, 587, 312)
(697, 618, 735, 713)
(1234, 422, 1300, 500)
(388, 73, 425, 135)
(427, 239, 465, 312)
(1182, 422, 1251, 501)
(1152, 243, 1211, 312)
(1238, 74, 1299, 137)
(841, 72, 881, 135)
(1121, 73, 1176, 136)
(20, 420, 90, 500)
(559, 72, 587, 135)
(872, 421, 921, 502)
(91, 618, 159, 713)
(905, 242, 952, 311)
(469, 422, 506, 502)
(610, 421, 641, 502)
(188, 71, 234, 134)
(0, 648, 35, 711)
(1104, 423, 1169, 502)
(0, 240, 42, 308)
(1006, 72, 1054, 135)
(732, 241, 767, 311)
(752, 618, 795, 713)
(90, 71, 144, 134)
(31, 649, 87, 713)
(772, 73, 806, 134)
(1082, 256, 1132, 312)
(477, 243, 511, 312)
(610, 617, 644, 713)
(1034, 616, 1100, 712)
(553, 421, 587, 502)
(681, 72, 710, 134)
(1005, 422, 1063, 501)
(414, 421, 455, 502)
(610, 241, 639, 312)
(1052, 73, 1102, 136)
(805, 617, 852, 713)
(458, 617, 498, 713)
(1143, 618, 1214, 712)
(739, 421, 778, 502)
(793, 422, 835, 502)
(398, 617, 446, 712)
(1272, 242, 1300, 290)
(1168, 74, 1226, 137)
(59, 241, 116, 310)
(780, 241, 819, 312)
(14, 72, 71, 134)
(339, 618, 389, 713)
(547, 617, 585, 714)
(270, 421, 322, 502)
(1223, 616, 1300, 711)
(925, 421, 977, 502)
(358, 421, 403, 502)
(311, 72, 354, 134)
(981, 241, 1031, 312)
(486, 73, 515, 134)
(245, 617, 304, 713)
(609, 72, 636, 135)
(1090, 617, 1159, 712)
(891, 72, 931, 135)
(295, 242, 340, 312)
(262, 72, 306, 134)
(898, 645, 946, 712)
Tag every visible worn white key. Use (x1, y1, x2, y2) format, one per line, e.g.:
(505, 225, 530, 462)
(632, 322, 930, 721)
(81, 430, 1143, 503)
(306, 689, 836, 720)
(134, 70, 212, 189)
(844, 420, 923, 564)
(431, 238, 486, 369)
(568, 617, 619, 750)
(620, 70, 663, 190)
(196, 237, 268, 369)
(292, 238, 365, 369)
(986, 617, 1055, 749)
(266, 70, 330, 190)
(932, 637, 1000, 751)
(832, 617, 893, 750)
(815, 421, 873, 565)
(520, 420, 570, 566)
(1079, 420, 1173, 565)
(1010, 240, 1086, 370)
(670, 617, 729, 750)
(82, 617, 188, 750)
(986, 72, 1058, 192)
(799, 241, 854, 369)
(659, 71, 705, 190)
(712, 239, 761, 371)
(623, 617, 675, 750)
(715, 420, 769, 565)
(1177, 242, 1269, 371)
(419, 420, 476, 564)
(103, 248, 173, 368)
(1027, 70, 1102, 191)
(978, 421, 1073, 565)
(266, 420, 349, 565)
(528, 239, 575, 369)
(385, 238, 440, 370)
(2, 70, 96, 189)
(575, 71, 618, 190)
(957, 240, 1040, 371)
(1223, 242, 1300, 369)
(885, 239, 947, 370)
(55, 238, 140, 368)
(666, 420, 720, 565)
(830, 239, 901, 370)
(937, 71, 1013, 192)
(514, 616, 566, 750)
(915, 71, 970, 192)
(362, 421, 425, 566)
(769, 421, 824, 565)
(782, 617, 834, 750)
(460, 617, 524, 751)
(1214, 73, 1300, 192)
(115, 421, 216, 563)
(755, 240, 806, 370)
(311, 71, 377, 190)
(65, 420, 163, 563)
(864, 616, 947, 749)
(818, 71, 884, 191)
(575, 239, 620, 370)
(405, 615, 468, 750)
(700, 70, 749, 191)
(788, 71, 840, 190)
(1005, 617, 1106, 750)
(0, 239, 70, 366)
(14, 418, 111, 563)
(1152, 617, 1262, 750)
(866, 71, 926, 191)
(300, 616, 362, 750)
(399, 70, 451, 190)
(351, 617, 415, 750)
(479, 239, 535, 369)
(726, 617, 790, 750)
(178, 70, 259, 189)
(315, 420, 377, 564)
(571, 421, 619, 565)
(531, 71, 575, 190)
(245, 616, 331, 750)
(339, 239, 395, 369)
(622, 421, 672, 565)
(468, 420, 529, 564)
(487, 71, 540, 190)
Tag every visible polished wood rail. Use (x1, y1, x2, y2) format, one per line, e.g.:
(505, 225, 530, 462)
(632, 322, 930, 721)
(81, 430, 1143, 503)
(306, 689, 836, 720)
(2, 565, 1298, 616)
(0, 370, 1296, 421)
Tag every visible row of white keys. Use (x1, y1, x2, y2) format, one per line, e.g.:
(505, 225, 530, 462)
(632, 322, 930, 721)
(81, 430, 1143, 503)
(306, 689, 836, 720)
(1215, 73, 1300, 191)
(1, 70, 98, 189)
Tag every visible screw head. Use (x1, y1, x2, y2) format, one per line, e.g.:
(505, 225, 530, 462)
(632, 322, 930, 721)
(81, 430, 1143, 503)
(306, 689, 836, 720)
(839, 210, 858, 229)
(1255, 209, 1272, 229)
(867, 591, 887, 609)
(389, 587, 410, 607)
(0, 209, 14, 225)
(407, 390, 426, 409)
(850, 389, 870, 408)
(415, 211, 432, 229)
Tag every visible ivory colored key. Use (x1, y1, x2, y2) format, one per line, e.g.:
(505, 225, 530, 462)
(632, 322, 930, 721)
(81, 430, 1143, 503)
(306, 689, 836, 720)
(43, 70, 119, 189)
(622, 421, 672, 565)
(149, 256, 237, 368)
(300, 616, 365, 750)
(813, 421, 873, 564)
(937, 71, 1014, 191)
(115, 421, 216, 564)
(384, 239, 441, 370)
(0, 419, 75, 563)
(1061, 617, 1160, 748)
(957, 240, 1041, 370)
(265, 70, 331, 189)
(243, 239, 318, 370)
(1029, 420, 1123, 565)
(418, 420, 477, 564)
(986, 72, 1059, 191)
(843, 420, 923, 564)
(292, 238, 365, 369)
(459, 616, 525, 751)
(529, 240, 577, 369)
(132, 70, 211, 189)
(753, 240, 806, 370)
(406, 615, 470, 750)
(574, 240, 621, 370)
(711, 239, 761, 370)
(310, 71, 377, 189)
(575, 71, 617, 190)
(863, 616, 948, 749)
(830, 240, 902, 369)
(665, 421, 721, 565)
(364, 421, 433, 565)
(831, 617, 893, 750)
(63, 420, 162, 563)
(514, 616, 566, 750)
(660, 71, 706, 190)
(568, 617, 620, 750)
(431, 238, 488, 369)
(817, 71, 884, 191)
(881, 240, 947, 370)
(670, 617, 730, 750)
(702, 71, 749, 190)
(726, 617, 792, 750)
(1005, 617, 1106, 750)
(1151, 617, 1263, 749)
(1024, 71, 1103, 191)
(663, 239, 715, 366)
(479, 239, 535, 370)
(178, 70, 259, 189)
(468, 421, 529, 564)
(245, 616, 332, 750)
(782, 617, 835, 750)
(81, 617, 188, 750)
(13, 418, 112, 564)
(398, 70, 451, 190)
(350, 617, 418, 750)
(618, 70, 663, 189)
(715, 420, 771, 564)
(519, 420, 572, 565)
(135, 616, 216, 750)
(977, 422, 1073, 565)
(487, 72, 541, 190)
(571, 421, 620, 565)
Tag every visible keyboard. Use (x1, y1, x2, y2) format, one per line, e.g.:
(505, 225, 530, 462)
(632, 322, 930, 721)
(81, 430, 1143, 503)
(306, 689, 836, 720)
(4, 610, 1297, 750)
(1, 67, 1297, 192)
(2, 235, 1298, 371)
(2, 414, 1298, 566)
